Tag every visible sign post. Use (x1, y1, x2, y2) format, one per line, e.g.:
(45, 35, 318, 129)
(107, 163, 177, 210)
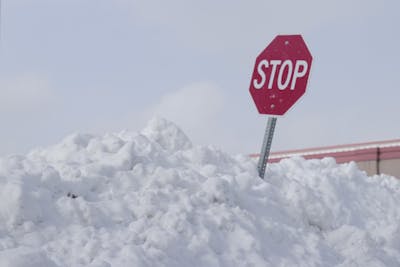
(249, 35, 313, 179)
(257, 117, 277, 178)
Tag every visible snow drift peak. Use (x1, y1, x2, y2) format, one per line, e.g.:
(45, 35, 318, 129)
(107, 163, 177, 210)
(141, 117, 192, 152)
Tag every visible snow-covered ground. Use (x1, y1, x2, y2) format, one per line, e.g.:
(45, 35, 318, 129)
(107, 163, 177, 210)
(0, 118, 399, 267)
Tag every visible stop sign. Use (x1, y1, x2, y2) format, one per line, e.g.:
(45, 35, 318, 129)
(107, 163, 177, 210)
(249, 35, 313, 116)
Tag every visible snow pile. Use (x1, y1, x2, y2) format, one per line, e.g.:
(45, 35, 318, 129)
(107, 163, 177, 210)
(0, 118, 399, 267)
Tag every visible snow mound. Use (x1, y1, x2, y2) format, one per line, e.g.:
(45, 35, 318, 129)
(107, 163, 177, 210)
(0, 118, 399, 266)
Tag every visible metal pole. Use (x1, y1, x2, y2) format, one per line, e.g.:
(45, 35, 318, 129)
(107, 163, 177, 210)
(257, 117, 277, 179)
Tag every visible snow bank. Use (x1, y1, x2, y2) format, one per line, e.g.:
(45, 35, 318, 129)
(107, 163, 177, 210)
(0, 117, 399, 266)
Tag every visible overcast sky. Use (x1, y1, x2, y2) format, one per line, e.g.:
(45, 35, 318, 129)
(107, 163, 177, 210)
(0, 0, 399, 156)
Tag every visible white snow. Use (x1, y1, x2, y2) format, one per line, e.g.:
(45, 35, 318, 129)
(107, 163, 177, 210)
(0, 117, 399, 266)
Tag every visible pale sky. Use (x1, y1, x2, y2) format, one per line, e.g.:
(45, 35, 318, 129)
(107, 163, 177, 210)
(0, 0, 399, 156)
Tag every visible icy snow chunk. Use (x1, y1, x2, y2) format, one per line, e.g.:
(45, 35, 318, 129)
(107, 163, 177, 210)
(0, 248, 59, 267)
(61, 133, 93, 148)
(0, 156, 62, 230)
(141, 117, 192, 152)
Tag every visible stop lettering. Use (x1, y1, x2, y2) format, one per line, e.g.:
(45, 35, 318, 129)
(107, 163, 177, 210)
(253, 59, 308, 90)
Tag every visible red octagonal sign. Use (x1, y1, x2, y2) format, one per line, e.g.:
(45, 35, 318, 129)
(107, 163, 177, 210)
(249, 35, 313, 116)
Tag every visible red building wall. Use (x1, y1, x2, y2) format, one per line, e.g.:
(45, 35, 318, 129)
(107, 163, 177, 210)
(251, 139, 400, 178)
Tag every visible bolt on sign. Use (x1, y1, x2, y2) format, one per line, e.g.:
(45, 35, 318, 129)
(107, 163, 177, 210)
(249, 35, 313, 178)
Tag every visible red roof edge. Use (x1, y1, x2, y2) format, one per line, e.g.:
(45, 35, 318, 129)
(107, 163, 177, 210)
(250, 139, 400, 163)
